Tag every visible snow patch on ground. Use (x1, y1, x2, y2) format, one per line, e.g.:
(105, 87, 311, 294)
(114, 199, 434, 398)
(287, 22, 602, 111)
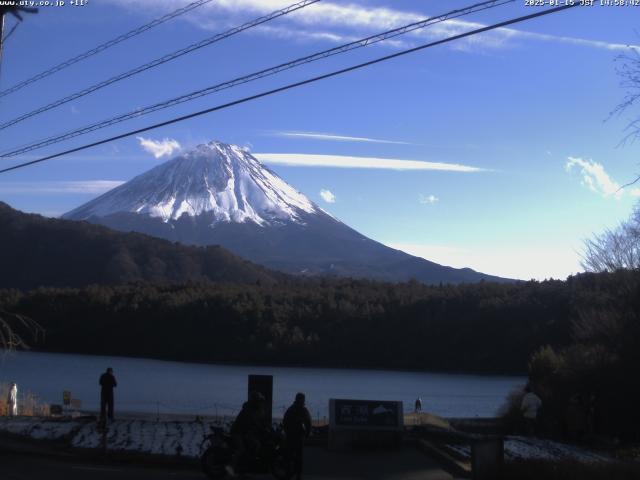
(504, 436, 609, 462)
(1, 417, 612, 464)
(445, 435, 610, 463)
(0, 418, 226, 458)
(69, 419, 222, 457)
(0, 417, 78, 440)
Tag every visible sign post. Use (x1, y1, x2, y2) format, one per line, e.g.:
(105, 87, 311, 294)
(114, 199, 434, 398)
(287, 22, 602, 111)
(329, 399, 403, 451)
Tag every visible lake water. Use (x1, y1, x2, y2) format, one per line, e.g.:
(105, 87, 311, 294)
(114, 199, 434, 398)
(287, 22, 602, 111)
(0, 351, 525, 419)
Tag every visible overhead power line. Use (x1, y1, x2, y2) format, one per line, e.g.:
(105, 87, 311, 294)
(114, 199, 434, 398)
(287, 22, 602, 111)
(0, 0, 320, 131)
(0, 0, 217, 99)
(2, 20, 19, 44)
(0, 3, 580, 176)
(0, 0, 513, 158)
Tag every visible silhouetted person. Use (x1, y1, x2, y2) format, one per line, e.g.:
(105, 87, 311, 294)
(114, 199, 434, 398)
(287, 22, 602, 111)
(521, 384, 542, 435)
(283, 392, 311, 480)
(415, 397, 422, 413)
(227, 391, 268, 477)
(7, 382, 17, 416)
(99, 367, 117, 422)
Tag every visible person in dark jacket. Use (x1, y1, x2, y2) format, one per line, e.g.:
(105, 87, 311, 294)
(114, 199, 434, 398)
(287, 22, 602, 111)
(226, 391, 268, 477)
(283, 392, 312, 480)
(99, 367, 117, 422)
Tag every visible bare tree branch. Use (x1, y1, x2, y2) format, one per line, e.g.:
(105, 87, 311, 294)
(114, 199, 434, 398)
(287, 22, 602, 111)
(0, 309, 43, 351)
(610, 48, 640, 121)
(581, 207, 640, 272)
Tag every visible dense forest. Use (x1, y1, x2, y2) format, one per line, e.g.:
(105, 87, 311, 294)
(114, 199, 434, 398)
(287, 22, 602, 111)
(1, 270, 634, 375)
(526, 269, 640, 439)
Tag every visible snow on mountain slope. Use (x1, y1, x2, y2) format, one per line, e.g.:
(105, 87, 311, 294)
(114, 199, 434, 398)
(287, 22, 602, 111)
(64, 139, 511, 284)
(64, 141, 316, 226)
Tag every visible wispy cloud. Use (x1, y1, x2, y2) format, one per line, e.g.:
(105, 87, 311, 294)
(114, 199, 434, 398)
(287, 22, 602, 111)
(106, 0, 640, 53)
(565, 157, 622, 199)
(419, 194, 439, 204)
(255, 153, 484, 172)
(513, 29, 638, 52)
(0, 180, 125, 194)
(255, 24, 361, 45)
(320, 189, 336, 203)
(137, 136, 181, 159)
(273, 131, 413, 145)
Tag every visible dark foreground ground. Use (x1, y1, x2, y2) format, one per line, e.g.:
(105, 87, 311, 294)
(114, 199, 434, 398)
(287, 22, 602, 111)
(1, 446, 459, 480)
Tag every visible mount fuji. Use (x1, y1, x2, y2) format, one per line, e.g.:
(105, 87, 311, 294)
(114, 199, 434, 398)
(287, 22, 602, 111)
(64, 141, 507, 284)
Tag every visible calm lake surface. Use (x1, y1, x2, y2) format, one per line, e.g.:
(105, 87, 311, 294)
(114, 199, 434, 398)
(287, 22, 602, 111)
(0, 351, 525, 419)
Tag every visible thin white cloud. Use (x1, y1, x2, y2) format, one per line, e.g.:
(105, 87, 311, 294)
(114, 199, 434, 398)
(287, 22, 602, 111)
(105, 0, 640, 53)
(254, 23, 412, 49)
(255, 153, 484, 172)
(565, 157, 622, 199)
(631, 188, 640, 197)
(255, 24, 359, 45)
(0, 180, 125, 194)
(320, 189, 336, 203)
(419, 194, 439, 204)
(388, 242, 582, 281)
(513, 29, 638, 52)
(274, 131, 413, 145)
(137, 136, 181, 159)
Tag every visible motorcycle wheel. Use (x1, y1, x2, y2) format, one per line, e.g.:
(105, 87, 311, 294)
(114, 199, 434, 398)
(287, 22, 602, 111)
(201, 446, 231, 479)
(271, 453, 294, 480)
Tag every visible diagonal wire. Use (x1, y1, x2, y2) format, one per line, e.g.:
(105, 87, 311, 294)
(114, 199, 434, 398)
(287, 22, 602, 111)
(0, 0, 320, 131)
(0, 3, 580, 176)
(0, 0, 513, 159)
(2, 20, 19, 44)
(0, 0, 217, 99)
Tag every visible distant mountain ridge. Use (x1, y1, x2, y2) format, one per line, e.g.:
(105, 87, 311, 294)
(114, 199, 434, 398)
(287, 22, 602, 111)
(0, 202, 279, 290)
(64, 140, 510, 284)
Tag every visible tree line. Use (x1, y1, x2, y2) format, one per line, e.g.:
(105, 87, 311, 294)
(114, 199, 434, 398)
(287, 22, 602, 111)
(0, 270, 633, 376)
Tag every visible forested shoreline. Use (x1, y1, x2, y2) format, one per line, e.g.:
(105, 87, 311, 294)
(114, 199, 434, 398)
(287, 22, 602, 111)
(2, 269, 634, 375)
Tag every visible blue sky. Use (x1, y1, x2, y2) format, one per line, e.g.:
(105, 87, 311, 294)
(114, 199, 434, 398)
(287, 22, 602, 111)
(0, 0, 639, 280)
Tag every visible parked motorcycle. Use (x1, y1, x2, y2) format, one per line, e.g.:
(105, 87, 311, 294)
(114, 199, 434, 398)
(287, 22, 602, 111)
(201, 425, 293, 479)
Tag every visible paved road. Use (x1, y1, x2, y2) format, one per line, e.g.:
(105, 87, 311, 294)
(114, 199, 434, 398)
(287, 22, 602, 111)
(2, 446, 459, 480)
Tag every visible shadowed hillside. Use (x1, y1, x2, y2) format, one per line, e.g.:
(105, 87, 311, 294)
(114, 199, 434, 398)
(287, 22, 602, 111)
(0, 202, 280, 289)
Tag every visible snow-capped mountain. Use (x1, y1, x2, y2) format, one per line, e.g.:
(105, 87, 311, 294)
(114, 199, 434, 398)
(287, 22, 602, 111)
(65, 141, 316, 226)
(64, 140, 508, 284)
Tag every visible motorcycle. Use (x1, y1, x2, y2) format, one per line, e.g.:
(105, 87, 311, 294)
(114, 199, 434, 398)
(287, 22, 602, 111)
(200, 425, 293, 479)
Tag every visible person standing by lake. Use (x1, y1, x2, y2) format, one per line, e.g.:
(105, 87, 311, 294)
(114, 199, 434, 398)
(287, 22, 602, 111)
(415, 397, 422, 413)
(283, 392, 312, 480)
(99, 367, 117, 422)
(521, 384, 542, 435)
(7, 382, 17, 416)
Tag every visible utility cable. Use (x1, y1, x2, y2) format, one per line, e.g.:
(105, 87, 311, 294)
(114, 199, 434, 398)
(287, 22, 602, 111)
(0, 0, 512, 158)
(0, 0, 217, 99)
(0, 0, 320, 130)
(2, 20, 18, 44)
(0, 4, 581, 175)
